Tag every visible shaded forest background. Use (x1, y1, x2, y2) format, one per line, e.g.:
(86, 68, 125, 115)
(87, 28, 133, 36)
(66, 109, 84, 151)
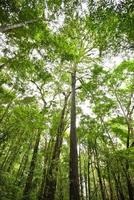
(0, 1, 134, 200)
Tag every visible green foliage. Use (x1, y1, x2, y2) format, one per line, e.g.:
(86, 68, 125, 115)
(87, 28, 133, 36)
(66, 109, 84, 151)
(0, 170, 21, 200)
(0, 1, 134, 199)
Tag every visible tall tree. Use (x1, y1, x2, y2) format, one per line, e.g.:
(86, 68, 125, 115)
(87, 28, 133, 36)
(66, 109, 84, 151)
(43, 92, 70, 200)
(69, 67, 80, 200)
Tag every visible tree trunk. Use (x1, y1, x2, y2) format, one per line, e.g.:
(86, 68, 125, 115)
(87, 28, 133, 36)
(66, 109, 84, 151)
(38, 138, 51, 200)
(42, 93, 70, 200)
(2, 131, 24, 171)
(69, 71, 80, 200)
(126, 175, 134, 200)
(91, 159, 98, 200)
(126, 125, 134, 200)
(0, 142, 12, 169)
(112, 171, 125, 200)
(79, 145, 84, 200)
(84, 160, 88, 200)
(107, 163, 114, 200)
(15, 143, 32, 184)
(22, 131, 41, 200)
(0, 19, 38, 32)
(95, 149, 106, 200)
(87, 146, 91, 200)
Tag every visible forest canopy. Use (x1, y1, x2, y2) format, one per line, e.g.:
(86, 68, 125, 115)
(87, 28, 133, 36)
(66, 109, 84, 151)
(0, 0, 134, 200)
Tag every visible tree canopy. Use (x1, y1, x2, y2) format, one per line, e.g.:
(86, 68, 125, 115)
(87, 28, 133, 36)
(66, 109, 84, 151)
(0, 1, 134, 200)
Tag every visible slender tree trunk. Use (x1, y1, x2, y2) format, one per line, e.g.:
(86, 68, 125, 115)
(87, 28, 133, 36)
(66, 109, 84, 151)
(126, 125, 134, 200)
(96, 164, 106, 200)
(79, 145, 84, 200)
(15, 143, 32, 184)
(4, 130, 27, 171)
(87, 146, 91, 200)
(22, 131, 41, 200)
(17, 154, 29, 186)
(84, 160, 88, 200)
(112, 170, 125, 200)
(0, 142, 12, 169)
(42, 93, 70, 200)
(94, 149, 106, 200)
(7, 145, 21, 172)
(126, 175, 134, 200)
(102, 177, 108, 200)
(69, 70, 80, 200)
(38, 138, 51, 200)
(0, 19, 38, 32)
(2, 132, 22, 171)
(91, 159, 98, 200)
(38, 138, 54, 200)
(58, 167, 64, 200)
(107, 163, 114, 200)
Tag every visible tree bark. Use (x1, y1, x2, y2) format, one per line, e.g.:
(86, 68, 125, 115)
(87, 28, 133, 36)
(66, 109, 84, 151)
(69, 70, 80, 200)
(22, 131, 41, 200)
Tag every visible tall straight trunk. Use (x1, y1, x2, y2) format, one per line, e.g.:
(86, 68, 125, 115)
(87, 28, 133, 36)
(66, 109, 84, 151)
(79, 145, 84, 200)
(84, 160, 88, 200)
(126, 125, 134, 200)
(22, 131, 41, 200)
(94, 149, 106, 200)
(69, 71, 80, 200)
(91, 159, 98, 200)
(126, 175, 134, 200)
(15, 143, 32, 184)
(102, 177, 108, 200)
(2, 130, 24, 171)
(38, 138, 54, 200)
(0, 19, 38, 32)
(17, 154, 29, 186)
(96, 164, 106, 200)
(42, 93, 70, 200)
(87, 146, 91, 200)
(106, 163, 114, 200)
(1, 127, 26, 170)
(111, 167, 125, 200)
